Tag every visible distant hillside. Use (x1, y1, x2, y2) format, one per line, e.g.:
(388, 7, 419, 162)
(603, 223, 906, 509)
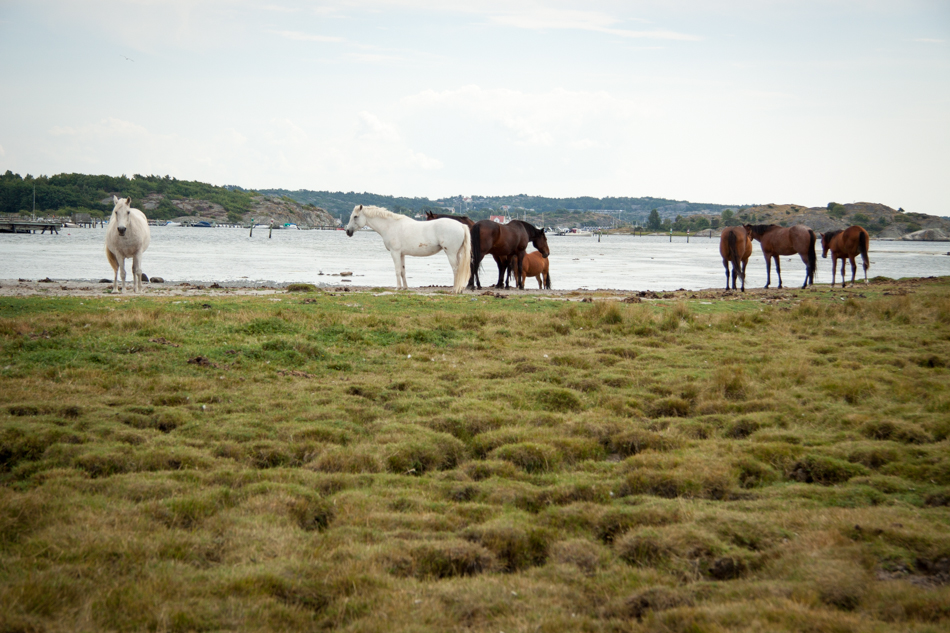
(0, 172, 334, 227)
(259, 188, 745, 228)
(5, 171, 944, 236)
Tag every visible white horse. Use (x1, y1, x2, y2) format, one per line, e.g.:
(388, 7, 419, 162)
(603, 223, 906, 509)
(105, 195, 151, 293)
(344, 205, 471, 293)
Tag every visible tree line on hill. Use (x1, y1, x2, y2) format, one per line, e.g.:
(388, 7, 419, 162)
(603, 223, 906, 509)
(0, 172, 256, 222)
(257, 188, 744, 227)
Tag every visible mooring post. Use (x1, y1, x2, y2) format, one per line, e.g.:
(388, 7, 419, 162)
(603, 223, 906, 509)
(269, 223, 273, 239)
(687, 229, 690, 243)
(669, 228, 672, 243)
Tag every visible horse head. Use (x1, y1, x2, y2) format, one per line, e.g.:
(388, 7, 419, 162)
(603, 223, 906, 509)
(425, 211, 435, 221)
(532, 227, 550, 259)
(820, 231, 839, 258)
(112, 195, 133, 236)
(345, 205, 364, 237)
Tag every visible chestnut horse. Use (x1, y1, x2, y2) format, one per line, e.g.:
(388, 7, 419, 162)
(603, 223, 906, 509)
(719, 225, 753, 291)
(745, 224, 817, 289)
(470, 220, 549, 290)
(508, 250, 551, 290)
(821, 225, 869, 288)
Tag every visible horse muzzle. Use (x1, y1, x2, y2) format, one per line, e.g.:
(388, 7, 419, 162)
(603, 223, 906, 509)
(345, 228, 354, 237)
(117, 227, 127, 236)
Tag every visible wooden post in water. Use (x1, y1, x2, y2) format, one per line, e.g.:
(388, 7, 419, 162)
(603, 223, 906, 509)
(269, 222, 273, 239)
(687, 229, 690, 243)
(249, 219, 254, 237)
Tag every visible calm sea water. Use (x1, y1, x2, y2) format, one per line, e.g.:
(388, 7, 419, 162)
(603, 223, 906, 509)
(2, 226, 949, 291)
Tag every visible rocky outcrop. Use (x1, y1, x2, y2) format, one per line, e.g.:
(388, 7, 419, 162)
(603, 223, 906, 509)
(730, 202, 950, 239)
(247, 196, 336, 227)
(901, 228, 949, 241)
(136, 193, 336, 227)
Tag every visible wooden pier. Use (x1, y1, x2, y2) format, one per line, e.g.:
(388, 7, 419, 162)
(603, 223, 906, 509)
(0, 220, 63, 234)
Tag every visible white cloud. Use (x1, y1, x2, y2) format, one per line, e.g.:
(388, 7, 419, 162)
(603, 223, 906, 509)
(914, 38, 945, 43)
(489, 8, 700, 40)
(402, 85, 643, 148)
(268, 30, 344, 42)
(407, 150, 443, 171)
(357, 112, 400, 142)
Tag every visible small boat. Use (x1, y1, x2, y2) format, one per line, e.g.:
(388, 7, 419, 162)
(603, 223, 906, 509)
(165, 221, 181, 227)
(283, 223, 298, 230)
(554, 228, 593, 237)
(192, 220, 214, 228)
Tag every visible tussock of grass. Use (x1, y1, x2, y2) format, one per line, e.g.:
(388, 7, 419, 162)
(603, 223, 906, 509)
(2, 278, 950, 631)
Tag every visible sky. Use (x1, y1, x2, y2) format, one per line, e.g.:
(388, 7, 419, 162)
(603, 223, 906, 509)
(0, 0, 948, 213)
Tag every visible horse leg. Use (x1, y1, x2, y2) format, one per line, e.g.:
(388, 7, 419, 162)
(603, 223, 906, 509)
(492, 256, 507, 289)
(849, 257, 857, 287)
(516, 253, 526, 290)
(118, 256, 127, 293)
(840, 258, 847, 288)
(764, 256, 772, 289)
(390, 251, 404, 289)
(132, 253, 142, 293)
(740, 258, 748, 292)
(799, 253, 810, 289)
(400, 253, 408, 289)
(774, 256, 783, 289)
(724, 260, 730, 290)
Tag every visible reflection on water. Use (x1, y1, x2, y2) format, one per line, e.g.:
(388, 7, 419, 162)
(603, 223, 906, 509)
(2, 226, 949, 292)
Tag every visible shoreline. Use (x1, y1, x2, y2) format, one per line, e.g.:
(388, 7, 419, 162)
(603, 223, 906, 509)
(0, 276, 937, 301)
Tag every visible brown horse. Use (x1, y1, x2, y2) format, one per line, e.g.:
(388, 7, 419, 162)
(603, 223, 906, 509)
(510, 250, 551, 289)
(745, 224, 817, 289)
(821, 225, 869, 288)
(719, 226, 753, 291)
(470, 220, 549, 290)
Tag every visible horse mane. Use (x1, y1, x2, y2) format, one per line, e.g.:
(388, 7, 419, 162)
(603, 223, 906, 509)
(752, 224, 779, 234)
(360, 205, 405, 220)
(510, 220, 544, 238)
(823, 229, 843, 241)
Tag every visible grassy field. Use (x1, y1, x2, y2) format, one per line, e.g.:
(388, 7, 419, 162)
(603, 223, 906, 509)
(1, 278, 948, 632)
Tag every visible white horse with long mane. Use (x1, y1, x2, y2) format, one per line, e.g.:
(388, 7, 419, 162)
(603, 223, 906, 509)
(105, 196, 151, 293)
(345, 205, 471, 293)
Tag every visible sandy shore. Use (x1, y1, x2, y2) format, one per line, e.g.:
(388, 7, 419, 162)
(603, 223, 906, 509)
(0, 277, 880, 303)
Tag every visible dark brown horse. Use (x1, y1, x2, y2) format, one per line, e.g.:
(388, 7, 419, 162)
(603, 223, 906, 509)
(821, 225, 869, 288)
(745, 224, 817, 289)
(719, 226, 753, 291)
(470, 220, 549, 290)
(425, 210, 475, 228)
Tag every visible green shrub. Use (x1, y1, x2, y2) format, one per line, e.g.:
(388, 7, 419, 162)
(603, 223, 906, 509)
(490, 442, 560, 473)
(788, 454, 869, 485)
(533, 388, 583, 412)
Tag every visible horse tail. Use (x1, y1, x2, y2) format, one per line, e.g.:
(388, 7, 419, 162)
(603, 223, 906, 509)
(105, 244, 118, 273)
(808, 230, 818, 285)
(454, 226, 472, 294)
(727, 231, 740, 280)
(470, 224, 482, 274)
(858, 229, 869, 273)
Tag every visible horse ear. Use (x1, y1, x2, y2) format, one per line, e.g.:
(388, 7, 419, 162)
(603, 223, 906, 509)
(358, 205, 363, 211)
(113, 195, 119, 204)
(126, 197, 132, 205)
